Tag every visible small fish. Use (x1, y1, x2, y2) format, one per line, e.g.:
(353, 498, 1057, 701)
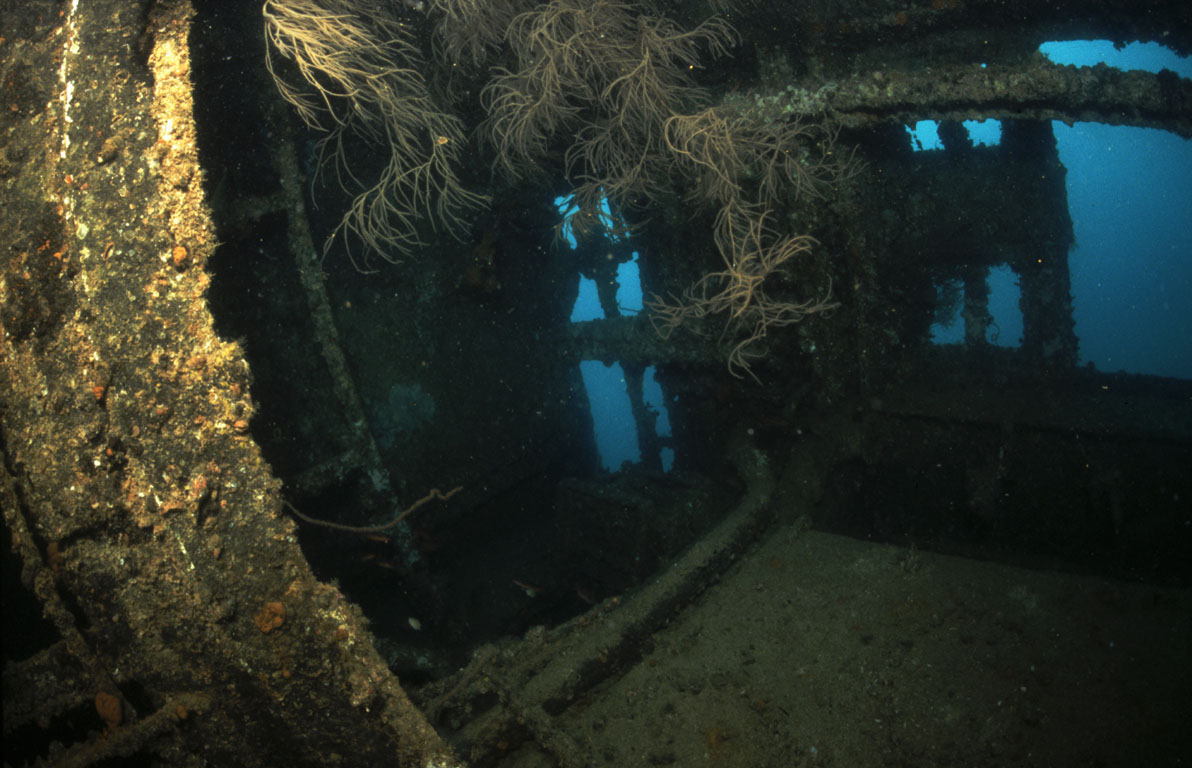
(512, 578, 541, 598)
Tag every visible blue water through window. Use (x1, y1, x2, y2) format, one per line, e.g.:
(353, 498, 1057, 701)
(559, 195, 674, 471)
(578, 360, 640, 471)
(570, 276, 601, 323)
(1041, 40, 1192, 378)
(919, 41, 1192, 378)
(930, 266, 1023, 347)
(906, 118, 1001, 151)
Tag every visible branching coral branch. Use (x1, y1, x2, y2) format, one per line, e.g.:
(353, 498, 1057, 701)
(430, 0, 535, 71)
(264, 0, 486, 268)
(647, 204, 838, 380)
(266, 0, 853, 374)
(481, 0, 736, 219)
(649, 104, 860, 379)
(664, 107, 862, 208)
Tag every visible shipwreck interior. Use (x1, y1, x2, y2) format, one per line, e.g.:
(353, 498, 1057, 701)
(2, 0, 1191, 766)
